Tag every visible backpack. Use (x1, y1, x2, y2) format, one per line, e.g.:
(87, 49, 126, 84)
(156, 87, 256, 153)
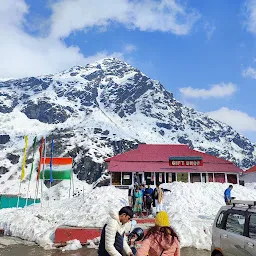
(146, 195, 153, 204)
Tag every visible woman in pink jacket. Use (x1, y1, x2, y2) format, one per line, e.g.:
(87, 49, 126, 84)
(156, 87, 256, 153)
(136, 211, 180, 256)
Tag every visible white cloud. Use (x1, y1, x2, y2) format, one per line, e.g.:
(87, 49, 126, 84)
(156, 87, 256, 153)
(243, 0, 256, 34)
(0, 0, 200, 79)
(0, 0, 125, 78)
(242, 66, 256, 79)
(49, 0, 200, 38)
(204, 21, 216, 40)
(124, 44, 137, 53)
(207, 107, 256, 132)
(179, 82, 237, 99)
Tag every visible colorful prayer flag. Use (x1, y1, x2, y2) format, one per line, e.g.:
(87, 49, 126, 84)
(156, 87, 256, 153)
(36, 137, 45, 181)
(29, 136, 37, 181)
(21, 135, 29, 180)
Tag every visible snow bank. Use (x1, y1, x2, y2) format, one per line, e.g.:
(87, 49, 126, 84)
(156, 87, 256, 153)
(162, 182, 256, 250)
(0, 182, 256, 250)
(60, 239, 82, 251)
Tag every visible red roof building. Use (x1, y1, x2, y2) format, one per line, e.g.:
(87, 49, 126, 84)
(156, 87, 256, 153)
(245, 166, 256, 173)
(241, 165, 256, 184)
(105, 144, 242, 187)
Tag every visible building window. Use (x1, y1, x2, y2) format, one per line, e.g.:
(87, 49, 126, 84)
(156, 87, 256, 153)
(144, 172, 154, 185)
(112, 173, 121, 185)
(227, 174, 238, 184)
(214, 173, 225, 183)
(166, 173, 175, 183)
(122, 172, 132, 185)
(177, 173, 188, 182)
(208, 173, 214, 182)
(190, 173, 201, 183)
(156, 172, 165, 184)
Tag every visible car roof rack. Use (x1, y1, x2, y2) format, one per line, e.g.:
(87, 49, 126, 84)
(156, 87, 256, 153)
(232, 200, 256, 208)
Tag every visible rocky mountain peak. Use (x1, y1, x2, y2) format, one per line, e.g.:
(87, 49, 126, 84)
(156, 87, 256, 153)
(0, 58, 255, 188)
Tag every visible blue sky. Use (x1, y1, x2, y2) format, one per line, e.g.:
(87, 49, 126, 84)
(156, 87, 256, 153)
(1, 0, 256, 142)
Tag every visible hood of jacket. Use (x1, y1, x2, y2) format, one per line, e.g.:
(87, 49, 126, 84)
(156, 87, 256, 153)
(108, 209, 131, 235)
(109, 209, 121, 223)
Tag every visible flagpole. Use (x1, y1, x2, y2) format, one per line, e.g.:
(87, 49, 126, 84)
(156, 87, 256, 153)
(16, 182, 22, 208)
(41, 137, 47, 208)
(72, 170, 75, 197)
(48, 139, 54, 207)
(34, 137, 44, 208)
(69, 173, 71, 198)
(26, 137, 37, 207)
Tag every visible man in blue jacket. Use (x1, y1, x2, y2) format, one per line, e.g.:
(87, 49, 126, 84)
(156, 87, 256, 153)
(224, 185, 233, 205)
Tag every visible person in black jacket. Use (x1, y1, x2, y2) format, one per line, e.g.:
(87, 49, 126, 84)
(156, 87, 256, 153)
(98, 206, 134, 256)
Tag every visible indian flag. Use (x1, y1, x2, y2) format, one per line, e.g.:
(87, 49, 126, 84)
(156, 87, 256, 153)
(40, 157, 73, 180)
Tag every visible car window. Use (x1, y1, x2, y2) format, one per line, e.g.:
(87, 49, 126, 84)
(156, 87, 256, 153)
(249, 214, 256, 240)
(216, 211, 225, 228)
(225, 212, 245, 236)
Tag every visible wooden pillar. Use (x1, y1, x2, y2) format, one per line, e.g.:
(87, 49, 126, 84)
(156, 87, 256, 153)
(200, 173, 203, 183)
(188, 173, 191, 183)
(121, 172, 123, 186)
(225, 173, 228, 183)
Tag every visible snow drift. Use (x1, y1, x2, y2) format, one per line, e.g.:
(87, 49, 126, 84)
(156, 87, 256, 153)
(0, 182, 256, 250)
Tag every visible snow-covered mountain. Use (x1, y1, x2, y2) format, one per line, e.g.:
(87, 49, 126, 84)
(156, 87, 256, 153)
(0, 58, 255, 188)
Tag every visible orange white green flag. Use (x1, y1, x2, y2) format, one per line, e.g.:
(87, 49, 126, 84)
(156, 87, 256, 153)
(40, 157, 72, 180)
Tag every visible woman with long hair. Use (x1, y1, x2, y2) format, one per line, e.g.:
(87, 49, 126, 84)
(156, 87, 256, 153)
(133, 185, 143, 217)
(136, 211, 180, 256)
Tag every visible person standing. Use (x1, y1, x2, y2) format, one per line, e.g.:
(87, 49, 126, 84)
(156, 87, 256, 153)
(224, 185, 233, 205)
(136, 211, 180, 256)
(98, 206, 134, 256)
(128, 185, 134, 207)
(139, 184, 145, 209)
(153, 183, 164, 213)
(134, 172, 140, 185)
(133, 186, 143, 217)
(144, 184, 154, 215)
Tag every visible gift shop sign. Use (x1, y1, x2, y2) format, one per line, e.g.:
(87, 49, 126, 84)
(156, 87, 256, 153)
(169, 157, 203, 167)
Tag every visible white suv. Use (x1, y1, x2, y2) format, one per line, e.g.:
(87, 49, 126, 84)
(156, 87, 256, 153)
(211, 200, 256, 256)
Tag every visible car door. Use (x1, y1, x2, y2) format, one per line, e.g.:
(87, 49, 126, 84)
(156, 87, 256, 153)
(244, 212, 256, 256)
(220, 210, 246, 256)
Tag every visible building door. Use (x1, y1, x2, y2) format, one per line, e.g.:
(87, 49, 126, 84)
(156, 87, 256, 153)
(144, 172, 154, 185)
(190, 173, 201, 183)
(133, 172, 144, 185)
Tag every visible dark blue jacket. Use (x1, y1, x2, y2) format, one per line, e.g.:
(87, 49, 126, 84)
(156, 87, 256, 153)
(144, 188, 153, 196)
(224, 188, 231, 202)
(98, 224, 124, 256)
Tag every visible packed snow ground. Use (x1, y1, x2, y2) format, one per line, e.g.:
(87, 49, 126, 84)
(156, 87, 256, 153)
(0, 182, 256, 251)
